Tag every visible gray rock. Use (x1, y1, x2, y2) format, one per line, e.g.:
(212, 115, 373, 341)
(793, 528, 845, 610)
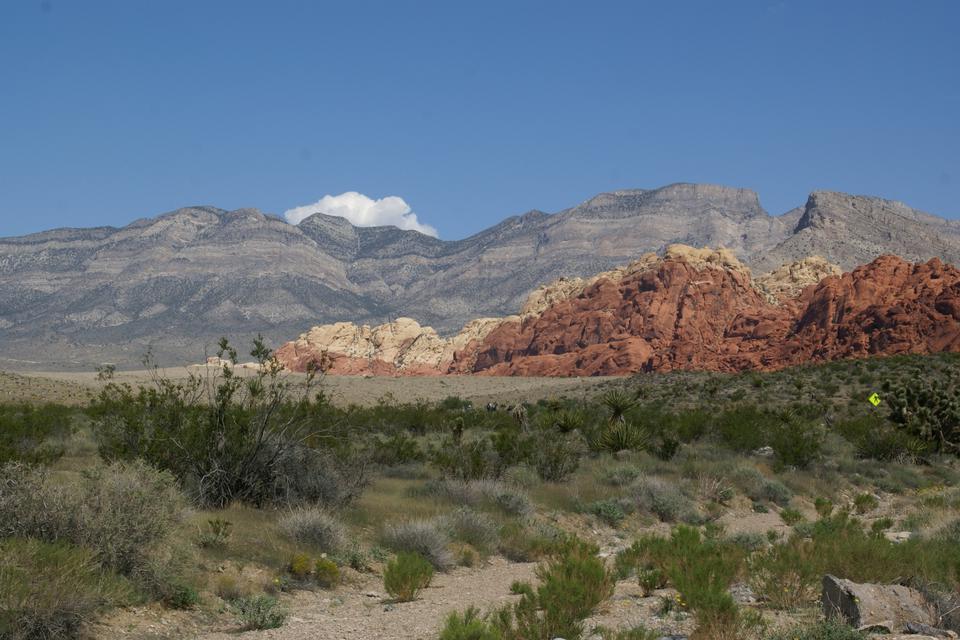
(729, 582, 758, 605)
(821, 574, 938, 633)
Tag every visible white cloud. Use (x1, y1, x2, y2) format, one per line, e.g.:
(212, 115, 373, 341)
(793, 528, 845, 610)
(283, 192, 438, 237)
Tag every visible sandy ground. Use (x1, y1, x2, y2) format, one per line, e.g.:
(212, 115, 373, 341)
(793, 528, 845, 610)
(1, 368, 617, 408)
(93, 558, 536, 640)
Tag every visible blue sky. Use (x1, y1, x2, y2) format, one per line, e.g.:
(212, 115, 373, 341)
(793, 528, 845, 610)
(0, 0, 957, 239)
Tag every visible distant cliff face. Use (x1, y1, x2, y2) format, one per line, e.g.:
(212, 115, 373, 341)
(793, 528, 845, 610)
(1, 183, 958, 369)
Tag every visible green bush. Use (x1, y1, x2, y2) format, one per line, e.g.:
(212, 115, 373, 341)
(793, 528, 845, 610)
(615, 527, 753, 639)
(484, 538, 613, 640)
(0, 403, 74, 465)
(852, 493, 879, 514)
(715, 405, 767, 452)
(287, 552, 312, 580)
(588, 499, 627, 527)
(0, 538, 132, 640)
(231, 595, 287, 630)
(90, 338, 367, 508)
(770, 410, 825, 469)
(497, 521, 566, 562)
(748, 537, 821, 609)
(197, 518, 232, 548)
(765, 619, 867, 640)
(440, 607, 502, 640)
(383, 552, 434, 602)
(533, 432, 584, 481)
(314, 557, 339, 588)
(884, 367, 960, 455)
(780, 508, 805, 526)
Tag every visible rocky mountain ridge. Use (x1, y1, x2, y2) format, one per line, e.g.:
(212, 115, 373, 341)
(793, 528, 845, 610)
(1, 183, 958, 369)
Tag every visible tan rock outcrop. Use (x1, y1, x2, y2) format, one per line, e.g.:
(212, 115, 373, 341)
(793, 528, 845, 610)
(754, 256, 842, 303)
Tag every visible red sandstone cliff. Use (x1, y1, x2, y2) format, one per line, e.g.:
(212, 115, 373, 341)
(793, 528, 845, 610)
(274, 248, 960, 377)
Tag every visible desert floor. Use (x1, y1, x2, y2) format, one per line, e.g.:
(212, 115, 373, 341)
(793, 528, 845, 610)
(0, 368, 616, 408)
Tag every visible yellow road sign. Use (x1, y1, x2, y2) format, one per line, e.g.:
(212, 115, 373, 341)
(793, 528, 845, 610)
(868, 393, 881, 407)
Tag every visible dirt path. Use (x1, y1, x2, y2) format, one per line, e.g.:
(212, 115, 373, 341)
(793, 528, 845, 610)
(199, 558, 535, 640)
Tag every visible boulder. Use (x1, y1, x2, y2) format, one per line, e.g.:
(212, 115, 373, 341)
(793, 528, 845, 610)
(821, 575, 938, 633)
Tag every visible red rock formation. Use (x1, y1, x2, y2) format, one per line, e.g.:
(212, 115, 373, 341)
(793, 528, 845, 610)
(274, 249, 960, 377)
(470, 254, 960, 376)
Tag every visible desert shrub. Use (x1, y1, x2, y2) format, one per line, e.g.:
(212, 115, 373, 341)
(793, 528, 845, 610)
(371, 432, 425, 465)
(770, 410, 825, 469)
(0, 460, 185, 577)
(231, 595, 287, 630)
(90, 338, 367, 508)
(935, 517, 960, 543)
(852, 492, 879, 514)
(278, 506, 346, 553)
(754, 477, 793, 506)
(197, 518, 233, 548)
(0, 403, 74, 465)
(727, 532, 766, 552)
(588, 499, 627, 527)
(501, 464, 539, 489)
(417, 478, 532, 517)
(837, 415, 928, 462)
(637, 567, 668, 596)
(446, 508, 500, 554)
(383, 552, 434, 602)
(383, 519, 453, 570)
(214, 573, 248, 600)
(884, 367, 960, 455)
(616, 527, 752, 639)
(748, 537, 822, 609)
(654, 436, 681, 460)
(765, 619, 867, 640)
(780, 508, 805, 526)
(598, 465, 641, 487)
(432, 435, 499, 480)
(814, 497, 834, 519)
(714, 405, 767, 452)
(488, 539, 613, 640)
(314, 557, 339, 588)
(498, 521, 566, 562)
(439, 606, 502, 640)
(595, 626, 663, 640)
(0, 538, 132, 640)
(631, 476, 698, 523)
(287, 552, 312, 580)
(528, 539, 614, 639)
(533, 432, 584, 481)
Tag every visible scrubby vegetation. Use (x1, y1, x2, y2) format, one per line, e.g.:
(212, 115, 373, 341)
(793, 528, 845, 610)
(0, 349, 958, 638)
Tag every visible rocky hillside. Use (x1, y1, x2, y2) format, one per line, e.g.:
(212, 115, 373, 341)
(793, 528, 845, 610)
(275, 247, 960, 376)
(2, 184, 958, 369)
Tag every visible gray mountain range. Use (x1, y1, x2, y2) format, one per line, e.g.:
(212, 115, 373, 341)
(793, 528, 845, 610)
(2, 183, 958, 369)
